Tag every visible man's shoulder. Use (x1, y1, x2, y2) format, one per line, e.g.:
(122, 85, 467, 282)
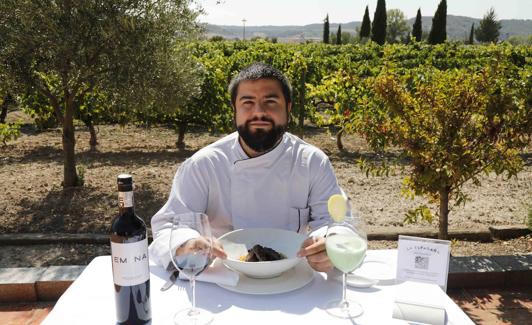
(188, 132, 237, 164)
(285, 132, 329, 162)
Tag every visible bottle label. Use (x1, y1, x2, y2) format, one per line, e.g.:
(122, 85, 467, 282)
(118, 191, 134, 208)
(111, 238, 150, 286)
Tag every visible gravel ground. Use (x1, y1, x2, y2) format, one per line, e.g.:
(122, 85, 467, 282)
(0, 120, 530, 267)
(1, 124, 530, 233)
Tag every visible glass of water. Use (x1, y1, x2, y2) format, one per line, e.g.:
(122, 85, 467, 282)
(169, 212, 213, 325)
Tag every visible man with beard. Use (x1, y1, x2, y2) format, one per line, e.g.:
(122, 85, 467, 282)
(149, 63, 345, 272)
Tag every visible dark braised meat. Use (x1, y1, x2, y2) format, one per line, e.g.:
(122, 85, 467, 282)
(244, 244, 284, 262)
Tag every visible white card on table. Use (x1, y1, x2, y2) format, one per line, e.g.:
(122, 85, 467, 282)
(396, 235, 451, 291)
(392, 281, 446, 325)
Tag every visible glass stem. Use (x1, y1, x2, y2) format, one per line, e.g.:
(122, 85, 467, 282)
(190, 275, 196, 313)
(341, 272, 349, 309)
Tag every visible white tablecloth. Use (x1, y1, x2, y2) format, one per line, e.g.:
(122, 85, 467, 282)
(42, 250, 473, 325)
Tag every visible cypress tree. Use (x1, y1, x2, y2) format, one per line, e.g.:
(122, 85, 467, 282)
(428, 0, 447, 44)
(412, 8, 422, 42)
(371, 0, 387, 45)
(359, 6, 371, 39)
(336, 24, 342, 44)
(475, 8, 502, 43)
(469, 23, 475, 44)
(323, 14, 330, 44)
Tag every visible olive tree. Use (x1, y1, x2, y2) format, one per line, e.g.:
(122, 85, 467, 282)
(0, 0, 202, 187)
(365, 63, 531, 239)
(386, 9, 410, 44)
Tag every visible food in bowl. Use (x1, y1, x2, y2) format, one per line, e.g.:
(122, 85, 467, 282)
(218, 228, 307, 279)
(239, 244, 286, 262)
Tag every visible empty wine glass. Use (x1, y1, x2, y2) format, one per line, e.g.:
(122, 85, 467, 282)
(324, 212, 368, 319)
(169, 212, 213, 325)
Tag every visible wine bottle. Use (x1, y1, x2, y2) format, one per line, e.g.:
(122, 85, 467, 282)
(110, 174, 151, 324)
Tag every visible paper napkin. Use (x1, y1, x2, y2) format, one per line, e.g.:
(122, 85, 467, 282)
(178, 258, 240, 287)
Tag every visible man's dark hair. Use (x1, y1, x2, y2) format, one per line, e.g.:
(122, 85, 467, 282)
(228, 63, 292, 107)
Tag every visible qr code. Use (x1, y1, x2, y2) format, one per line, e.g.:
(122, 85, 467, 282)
(414, 256, 429, 270)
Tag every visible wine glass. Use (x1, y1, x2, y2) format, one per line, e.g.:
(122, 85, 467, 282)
(324, 212, 368, 319)
(169, 212, 213, 325)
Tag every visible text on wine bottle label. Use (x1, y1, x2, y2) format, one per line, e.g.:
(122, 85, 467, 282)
(111, 238, 150, 286)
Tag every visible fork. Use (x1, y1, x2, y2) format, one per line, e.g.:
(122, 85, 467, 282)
(160, 270, 180, 291)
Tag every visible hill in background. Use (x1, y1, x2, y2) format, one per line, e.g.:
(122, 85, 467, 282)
(205, 15, 532, 42)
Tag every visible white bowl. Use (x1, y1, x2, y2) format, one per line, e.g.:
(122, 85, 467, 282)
(218, 228, 307, 279)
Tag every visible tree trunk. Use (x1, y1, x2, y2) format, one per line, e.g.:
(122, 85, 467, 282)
(297, 69, 306, 138)
(176, 121, 186, 149)
(438, 187, 450, 239)
(0, 102, 7, 124)
(0, 93, 13, 123)
(88, 123, 97, 150)
(82, 117, 98, 151)
(62, 100, 78, 187)
(336, 128, 345, 152)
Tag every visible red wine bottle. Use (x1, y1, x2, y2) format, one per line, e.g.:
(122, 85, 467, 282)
(110, 174, 151, 324)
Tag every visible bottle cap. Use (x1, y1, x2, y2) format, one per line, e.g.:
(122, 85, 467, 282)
(117, 174, 133, 191)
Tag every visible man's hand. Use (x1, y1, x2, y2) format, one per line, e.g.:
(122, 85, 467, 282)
(297, 236, 333, 272)
(210, 237, 227, 259)
(176, 237, 227, 260)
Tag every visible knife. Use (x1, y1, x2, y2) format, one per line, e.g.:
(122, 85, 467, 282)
(160, 270, 180, 291)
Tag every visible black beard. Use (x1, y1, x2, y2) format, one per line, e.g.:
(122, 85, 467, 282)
(237, 117, 286, 153)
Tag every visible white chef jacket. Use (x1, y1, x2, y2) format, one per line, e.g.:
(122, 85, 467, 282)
(149, 131, 345, 268)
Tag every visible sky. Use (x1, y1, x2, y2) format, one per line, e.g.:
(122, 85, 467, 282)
(197, 0, 532, 26)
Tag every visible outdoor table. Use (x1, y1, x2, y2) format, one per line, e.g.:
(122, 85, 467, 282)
(41, 249, 473, 324)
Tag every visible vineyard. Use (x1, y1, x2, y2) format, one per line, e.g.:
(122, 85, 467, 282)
(2, 41, 532, 239)
(12, 41, 531, 140)
(1, 3, 531, 323)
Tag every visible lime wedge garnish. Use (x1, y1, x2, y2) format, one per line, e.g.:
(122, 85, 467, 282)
(328, 194, 347, 223)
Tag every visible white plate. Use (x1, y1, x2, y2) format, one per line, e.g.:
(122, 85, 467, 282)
(331, 271, 379, 288)
(217, 260, 314, 295)
(344, 274, 379, 288)
(352, 259, 396, 284)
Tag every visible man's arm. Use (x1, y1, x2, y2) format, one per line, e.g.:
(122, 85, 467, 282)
(149, 158, 209, 268)
(298, 152, 347, 272)
(307, 154, 346, 236)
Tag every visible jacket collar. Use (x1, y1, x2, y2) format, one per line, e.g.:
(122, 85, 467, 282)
(231, 132, 289, 168)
